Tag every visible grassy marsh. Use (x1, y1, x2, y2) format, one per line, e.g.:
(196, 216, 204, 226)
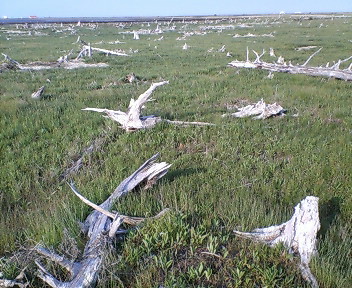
(0, 14, 351, 287)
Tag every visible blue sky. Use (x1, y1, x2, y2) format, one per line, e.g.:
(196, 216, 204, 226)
(1, 0, 351, 18)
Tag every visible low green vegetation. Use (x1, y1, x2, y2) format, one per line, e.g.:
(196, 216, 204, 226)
(0, 14, 351, 287)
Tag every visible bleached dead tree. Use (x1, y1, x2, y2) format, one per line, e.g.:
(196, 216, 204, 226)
(228, 47, 352, 81)
(83, 81, 214, 131)
(234, 196, 320, 288)
(35, 153, 171, 288)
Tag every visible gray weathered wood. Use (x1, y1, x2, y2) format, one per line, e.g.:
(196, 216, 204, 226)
(228, 48, 352, 81)
(31, 86, 45, 99)
(35, 153, 171, 288)
(234, 196, 320, 288)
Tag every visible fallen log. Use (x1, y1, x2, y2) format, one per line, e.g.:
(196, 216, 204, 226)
(35, 153, 171, 288)
(2, 53, 108, 71)
(228, 48, 352, 81)
(234, 196, 320, 288)
(83, 81, 214, 131)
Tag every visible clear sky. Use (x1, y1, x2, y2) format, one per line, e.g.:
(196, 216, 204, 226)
(1, 0, 351, 18)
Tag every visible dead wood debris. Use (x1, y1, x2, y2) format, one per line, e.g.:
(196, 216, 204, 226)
(222, 99, 286, 119)
(83, 81, 214, 132)
(228, 47, 352, 81)
(0, 269, 28, 288)
(1, 53, 108, 72)
(31, 86, 45, 99)
(234, 196, 320, 288)
(35, 153, 171, 288)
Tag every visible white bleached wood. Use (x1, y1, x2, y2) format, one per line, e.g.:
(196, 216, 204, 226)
(222, 99, 286, 119)
(31, 86, 45, 99)
(302, 47, 322, 66)
(83, 81, 214, 130)
(164, 120, 215, 126)
(2, 53, 108, 71)
(35, 153, 171, 288)
(234, 196, 320, 288)
(228, 48, 352, 81)
(0, 269, 28, 288)
(83, 81, 168, 131)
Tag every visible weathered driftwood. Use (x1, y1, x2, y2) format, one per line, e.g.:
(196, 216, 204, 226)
(76, 45, 129, 59)
(35, 153, 171, 288)
(234, 196, 320, 288)
(31, 85, 45, 99)
(83, 81, 214, 131)
(222, 99, 286, 119)
(228, 48, 352, 81)
(0, 269, 28, 288)
(164, 120, 215, 127)
(2, 53, 108, 71)
(83, 81, 169, 131)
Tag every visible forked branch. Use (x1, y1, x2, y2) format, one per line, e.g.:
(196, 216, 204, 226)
(35, 153, 171, 288)
(83, 81, 214, 131)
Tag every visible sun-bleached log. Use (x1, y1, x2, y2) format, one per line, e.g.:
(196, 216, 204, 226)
(31, 85, 45, 99)
(228, 48, 352, 81)
(35, 153, 171, 288)
(222, 99, 286, 119)
(234, 196, 320, 288)
(2, 53, 108, 71)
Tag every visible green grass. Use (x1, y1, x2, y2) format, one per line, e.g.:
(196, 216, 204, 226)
(0, 14, 351, 287)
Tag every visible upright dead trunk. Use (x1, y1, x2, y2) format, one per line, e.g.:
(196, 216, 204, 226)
(234, 196, 320, 288)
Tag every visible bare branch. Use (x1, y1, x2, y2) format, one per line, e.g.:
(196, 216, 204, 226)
(252, 49, 265, 63)
(67, 182, 116, 219)
(302, 47, 322, 66)
(83, 81, 168, 131)
(165, 120, 215, 127)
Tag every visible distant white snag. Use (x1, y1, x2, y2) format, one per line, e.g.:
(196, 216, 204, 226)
(234, 196, 320, 288)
